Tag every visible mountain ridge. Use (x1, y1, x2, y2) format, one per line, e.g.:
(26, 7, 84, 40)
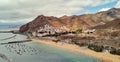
(19, 8, 120, 33)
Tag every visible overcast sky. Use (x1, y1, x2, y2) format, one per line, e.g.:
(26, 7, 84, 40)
(0, 0, 120, 24)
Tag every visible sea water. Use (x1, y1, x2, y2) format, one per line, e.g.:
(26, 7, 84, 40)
(0, 29, 101, 62)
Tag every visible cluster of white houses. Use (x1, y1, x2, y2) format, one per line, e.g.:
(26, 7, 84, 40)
(83, 29, 96, 33)
(31, 24, 70, 37)
(28, 24, 96, 37)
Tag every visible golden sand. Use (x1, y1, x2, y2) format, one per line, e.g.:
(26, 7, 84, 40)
(32, 39, 120, 62)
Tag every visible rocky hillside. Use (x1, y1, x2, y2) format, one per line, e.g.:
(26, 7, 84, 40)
(19, 15, 64, 33)
(92, 19, 120, 29)
(19, 8, 120, 33)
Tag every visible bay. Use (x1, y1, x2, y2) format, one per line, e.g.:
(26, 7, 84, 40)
(0, 29, 101, 62)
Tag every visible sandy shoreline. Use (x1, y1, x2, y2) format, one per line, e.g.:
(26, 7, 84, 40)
(31, 39, 120, 62)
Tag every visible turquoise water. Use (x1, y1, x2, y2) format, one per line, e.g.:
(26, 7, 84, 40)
(0, 30, 101, 62)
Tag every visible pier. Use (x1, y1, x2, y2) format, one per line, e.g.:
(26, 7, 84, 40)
(0, 40, 32, 45)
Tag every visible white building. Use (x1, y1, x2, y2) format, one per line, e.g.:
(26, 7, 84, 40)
(84, 29, 96, 33)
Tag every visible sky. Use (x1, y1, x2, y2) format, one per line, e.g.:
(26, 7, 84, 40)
(0, 0, 120, 24)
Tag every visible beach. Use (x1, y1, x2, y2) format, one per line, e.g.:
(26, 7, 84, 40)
(32, 39, 120, 62)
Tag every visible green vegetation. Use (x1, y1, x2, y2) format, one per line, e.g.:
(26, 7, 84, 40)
(42, 28, 83, 37)
(52, 39, 60, 43)
(116, 49, 120, 55)
(74, 41, 120, 55)
(88, 44, 103, 52)
(74, 42, 87, 46)
(75, 29, 83, 34)
(67, 29, 83, 34)
(42, 31, 69, 37)
(110, 47, 120, 55)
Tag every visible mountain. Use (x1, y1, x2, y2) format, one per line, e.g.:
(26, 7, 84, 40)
(19, 15, 66, 33)
(19, 8, 120, 33)
(92, 19, 120, 29)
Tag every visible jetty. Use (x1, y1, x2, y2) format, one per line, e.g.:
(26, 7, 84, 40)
(0, 40, 32, 45)
(0, 30, 19, 34)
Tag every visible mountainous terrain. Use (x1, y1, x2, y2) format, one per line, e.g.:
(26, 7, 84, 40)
(19, 8, 120, 33)
(19, 8, 120, 56)
(93, 19, 120, 29)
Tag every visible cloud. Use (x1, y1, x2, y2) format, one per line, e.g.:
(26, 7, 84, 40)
(0, 0, 117, 23)
(98, 8, 111, 12)
(0, 18, 34, 23)
(115, 0, 120, 8)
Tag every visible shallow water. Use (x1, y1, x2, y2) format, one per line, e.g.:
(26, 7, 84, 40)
(0, 29, 101, 62)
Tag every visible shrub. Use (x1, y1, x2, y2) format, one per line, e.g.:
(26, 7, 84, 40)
(94, 46, 103, 52)
(116, 49, 120, 55)
(74, 42, 87, 47)
(88, 44, 103, 52)
(75, 29, 83, 34)
(88, 44, 95, 50)
(111, 32, 119, 37)
(79, 43, 87, 46)
(109, 47, 120, 55)
(74, 42, 80, 45)
(110, 47, 117, 54)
